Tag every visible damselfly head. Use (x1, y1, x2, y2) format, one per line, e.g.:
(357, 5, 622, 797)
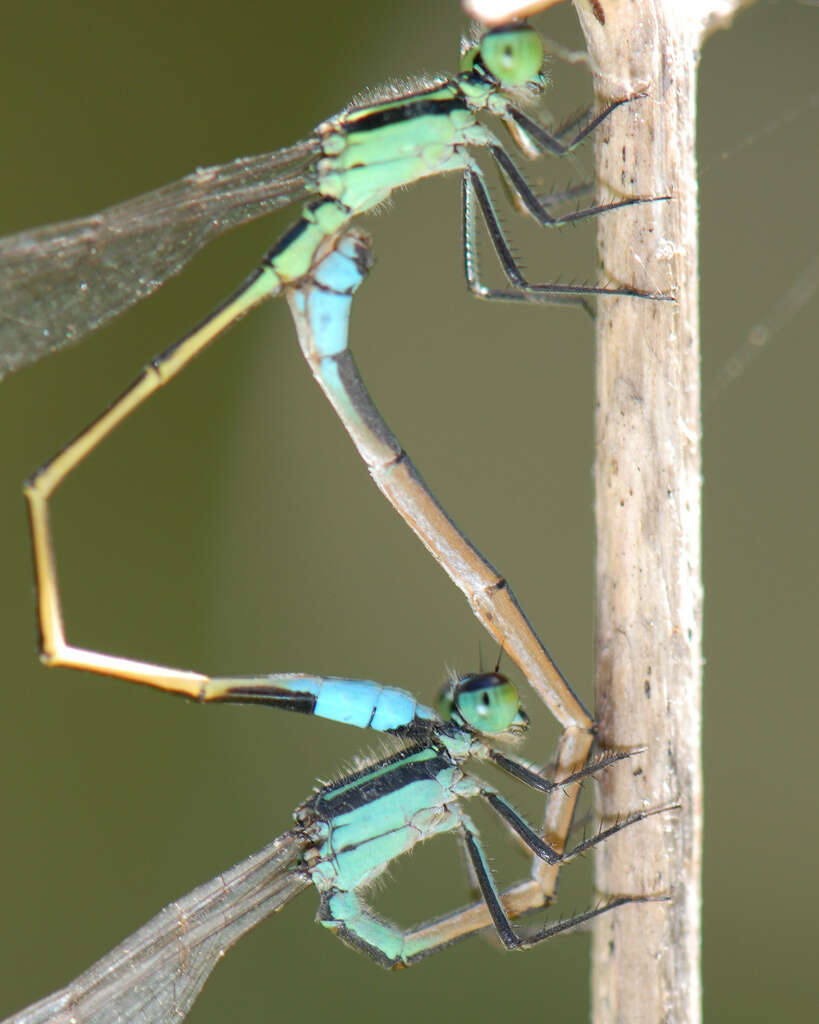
(436, 671, 529, 736)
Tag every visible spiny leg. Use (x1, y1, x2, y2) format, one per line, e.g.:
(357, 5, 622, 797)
(462, 832, 664, 954)
(500, 176, 598, 221)
(506, 93, 644, 158)
(488, 745, 638, 794)
(467, 825, 663, 954)
(348, 798, 671, 966)
(466, 752, 669, 900)
(462, 161, 669, 307)
(314, 744, 662, 966)
(463, 89, 670, 306)
(487, 142, 662, 228)
(477, 786, 673, 870)
(429, 816, 671, 959)
(400, 755, 674, 956)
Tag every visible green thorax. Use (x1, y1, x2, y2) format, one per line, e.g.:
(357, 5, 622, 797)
(313, 77, 495, 214)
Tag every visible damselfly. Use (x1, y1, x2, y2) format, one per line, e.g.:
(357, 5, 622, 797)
(17, 224, 668, 980)
(0, 21, 658, 378)
(5, 16, 666, 994)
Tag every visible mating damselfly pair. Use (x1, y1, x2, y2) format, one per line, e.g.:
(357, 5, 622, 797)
(2, 13, 670, 1003)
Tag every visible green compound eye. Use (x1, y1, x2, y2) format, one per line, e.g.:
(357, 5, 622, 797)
(478, 24, 543, 86)
(450, 672, 525, 734)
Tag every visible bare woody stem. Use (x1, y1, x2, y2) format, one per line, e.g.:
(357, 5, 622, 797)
(567, 1, 737, 1020)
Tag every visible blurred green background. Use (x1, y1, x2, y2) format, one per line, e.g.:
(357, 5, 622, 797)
(0, 1, 816, 1020)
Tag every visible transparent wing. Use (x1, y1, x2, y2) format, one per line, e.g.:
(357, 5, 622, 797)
(0, 138, 321, 378)
(2, 832, 310, 1024)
